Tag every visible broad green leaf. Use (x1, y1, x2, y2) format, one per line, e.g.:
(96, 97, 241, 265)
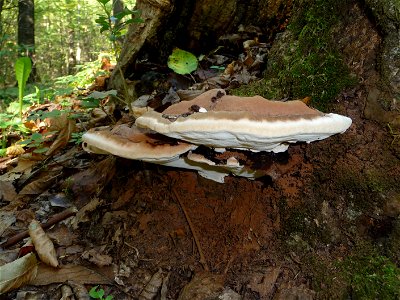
(168, 48, 198, 75)
(15, 57, 32, 119)
(81, 99, 101, 108)
(96, 0, 110, 5)
(86, 90, 117, 99)
(33, 147, 49, 154)
(15, 57, 32, 96)
(114, 9, 132, 20)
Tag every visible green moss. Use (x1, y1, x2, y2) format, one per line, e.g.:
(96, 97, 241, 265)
(340, 247, 400, 299)
(302, 244, 400, 299)
(234, 0, 357, 110)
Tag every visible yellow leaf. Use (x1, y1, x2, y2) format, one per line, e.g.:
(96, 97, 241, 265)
(6, 145, 25, 157)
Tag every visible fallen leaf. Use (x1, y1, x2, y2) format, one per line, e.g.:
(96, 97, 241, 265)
(82, 249, 112, 267)
(0, 211, 16, 236)
(69, 157, 116, 207)
(28, 219, 59, 267)
(60, 284, 74, 300)
(30, 264, 111, 286)
(0, 252, 38, 294)
(46, 116, 76, 156)
(139, 269, 164, 300)
(19, 167, 62, 195)
(0, 181, 17, 202)
(71, 198, 103, 229)
(6, 145, 25, 157)
(178, 272, 224, 300)
(247, 267, 281, 297)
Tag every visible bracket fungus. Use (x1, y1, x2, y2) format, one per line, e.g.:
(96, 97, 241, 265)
(82, 124, 197, 163)
(135, 89, 352, 153)
(82, 89, 352, 183)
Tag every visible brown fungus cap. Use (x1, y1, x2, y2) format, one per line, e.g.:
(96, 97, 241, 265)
(135, 89, 353, 152)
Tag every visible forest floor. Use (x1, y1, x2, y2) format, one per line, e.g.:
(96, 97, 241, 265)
(1, 75, 400, 299)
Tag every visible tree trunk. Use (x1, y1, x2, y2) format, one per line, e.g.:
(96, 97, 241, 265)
(18, 0, 38, 82)
(0, 0, 5, 35)
(109, 0, 292, 91)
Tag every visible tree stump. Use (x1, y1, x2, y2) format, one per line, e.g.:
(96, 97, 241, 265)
(109, 0, 292, 91)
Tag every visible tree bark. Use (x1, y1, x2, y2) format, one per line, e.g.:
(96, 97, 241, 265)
(18, 0, 38, 81)
(109, 0, 292, 91)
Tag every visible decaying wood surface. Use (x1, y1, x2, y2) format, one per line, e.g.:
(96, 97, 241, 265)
(110, 0, 292, 91)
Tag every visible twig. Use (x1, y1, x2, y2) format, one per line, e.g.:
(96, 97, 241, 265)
(0, 207, 77, 249)
(172, 187, 209, 271)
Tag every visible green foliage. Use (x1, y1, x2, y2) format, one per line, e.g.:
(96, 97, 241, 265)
(89, 285, 113, 300)
(26, 109, 62, 121)
(94, 0, 142, 58)
(340, 253, 400, 299)
(55, 57, 110, 89)
(0, 34, 18, 85)
(70, 132, 84, 145)
(18, 131, 58, 154)
(167, 48, 198, 75)
(15, 57, 32, 119)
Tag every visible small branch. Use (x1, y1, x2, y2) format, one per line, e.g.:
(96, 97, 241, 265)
(0, 207, 77, 249)
(172, 187, 209, 271)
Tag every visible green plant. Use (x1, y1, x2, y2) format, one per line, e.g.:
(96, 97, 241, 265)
(94, 2, 142, 112)
(167, 48, 199, 75)
(89, 285, 113, 300)
(15, 57, 32, 120)
(95, 0, 142, 59)
(0, 112, 29, 156)
(18, 131, 57, 154)
(69, 132, 84, 145)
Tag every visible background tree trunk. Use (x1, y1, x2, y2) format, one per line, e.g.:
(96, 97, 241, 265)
(110, 0, 292, 91)
(18, 0, 38, 81)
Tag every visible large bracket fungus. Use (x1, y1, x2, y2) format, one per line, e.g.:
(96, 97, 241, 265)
(82, 89, 352, 182)
(135, 89, 352, 153)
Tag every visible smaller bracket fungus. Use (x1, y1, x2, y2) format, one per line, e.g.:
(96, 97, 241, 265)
(82, 124, 197, 163)
(135, 89, 352, 152)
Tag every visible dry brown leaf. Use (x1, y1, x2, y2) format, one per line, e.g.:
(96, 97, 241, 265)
(0, 252, 38, 294)
(28, 219, 59, 267)
(46, 117, 76, 156)
(18, 168, 62, 195)
(0, 181, 17, 202)
(6, 145, 25, 157)
(30, 264, 111, 285)
(0, 211, 16, 236)
(60, 284, 74, 300)
(178, 273, 224, 300)
(71, 198, 103, 229)
(69, 156, 116, 206)
(247, 267, 281, 297)
(82, 249, 113, 267)
(139, 269, 164, 300)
